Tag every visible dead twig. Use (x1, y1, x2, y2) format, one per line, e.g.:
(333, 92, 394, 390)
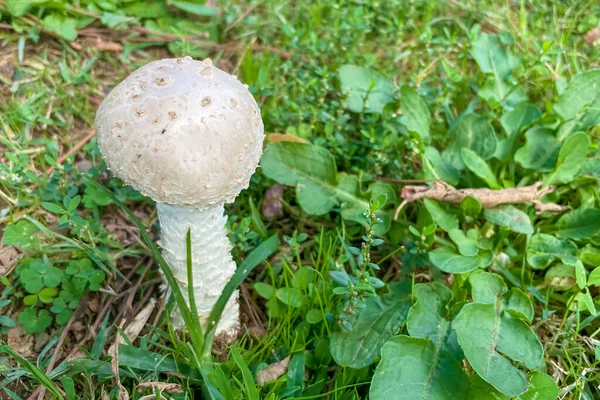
(394, 180, 570, 220)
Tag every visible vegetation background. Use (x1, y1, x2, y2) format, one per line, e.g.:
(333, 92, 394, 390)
(1, 0, 600, 399)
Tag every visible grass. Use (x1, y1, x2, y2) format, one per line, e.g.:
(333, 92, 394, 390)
(1, 0, 600, 399)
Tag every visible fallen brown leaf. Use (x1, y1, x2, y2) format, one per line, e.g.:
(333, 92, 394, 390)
(7, 325, 35, 359)
(268, 133, 306, 143)
(584, 28, 600, 46)
(0, 244, 19, 277)
(108, 299, 156, 356)
(256, 356, 290, 386)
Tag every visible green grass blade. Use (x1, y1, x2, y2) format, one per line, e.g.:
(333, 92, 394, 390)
(85, 178, 205, 354)
(0, 345, 65, 400)
(230, 346, 260, 400)
(186, 229, 203, 337)
(203, 233, 279, 357)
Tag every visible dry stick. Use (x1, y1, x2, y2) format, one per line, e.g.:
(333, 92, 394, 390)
(393, 180, 570, 221)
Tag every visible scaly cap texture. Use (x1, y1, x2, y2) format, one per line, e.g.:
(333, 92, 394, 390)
(95, 57, 264, 208)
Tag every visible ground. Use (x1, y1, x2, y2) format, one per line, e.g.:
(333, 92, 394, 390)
(1, 1, 600, 399)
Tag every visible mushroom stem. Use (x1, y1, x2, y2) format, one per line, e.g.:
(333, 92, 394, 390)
(156, 203, 240, 336)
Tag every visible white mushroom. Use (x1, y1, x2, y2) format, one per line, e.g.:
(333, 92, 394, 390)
(95, 56, 264, 337)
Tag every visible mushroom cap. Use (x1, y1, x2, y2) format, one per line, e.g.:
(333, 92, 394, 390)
(95, 57, 264, 208)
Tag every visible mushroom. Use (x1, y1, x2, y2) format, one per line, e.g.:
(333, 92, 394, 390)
(95, 57, 264, 338)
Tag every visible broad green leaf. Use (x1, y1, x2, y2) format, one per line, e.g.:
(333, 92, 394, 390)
(370, 336, 469, 400)
(423, 199, 458, 232)
(514, 127, 560, 172)
(449, 229, 479, 257)
(43, 14, 78, 41)
(262, 143, 394, 232)
(504, 288, 534, 322)
(2, 220, 39, 248)
(276, 287, 303, 308)
(484, 205, 533, 234)
(469, 374, 509, 400)
(588, 267, 600, 286)
(399, 85, 430, 143)
(501, 103, 541, 136)
(371, 283, 469, 400)
(581, 245, 600, 266)
(422, 147, 460, 186)
(526, 234, 578, 269)
(461, 196, 482, 217)
(338, 65, 395, 114)
(261, 142, 337, 215)
(554, 70, 600, 120)
(575, 260, 587, 289)
(453, 303, 543, 397)
(471, 33, 520, 79)
(168, 0, 219, 16)
(544, 263, 576, 290)
(517, 372, 559, 400)
(555, 208, 600, 240)
(478, 77, 526, 108)
(447, 114, 497, 169)
(575, 291, 597, 315)
(429, 247, 479, 274)
(461, 148, 501, 189)
(544, 132, 590, 185)
(330, 292, 411, 368)
(470, 271, 507, 304)
(6, 0, 38, 17)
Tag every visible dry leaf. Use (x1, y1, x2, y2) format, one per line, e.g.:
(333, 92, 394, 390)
(108, 299, 155, 356)
(137, 382, 183, 393)
(256, 356, 290, 386)
(0, 245, 19, 277)
(7, 325, 35, 359)
(584, 28, 600, 46)
(268, 133, 305, 143)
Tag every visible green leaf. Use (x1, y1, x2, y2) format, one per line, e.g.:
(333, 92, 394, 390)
(503, 288, 534, 322)
(429, 247, 479, 274)
(469, 374, 509, 400)
(453, 303, 543, 396)
(423, 199, 458, 232)
(230, 347, 260, 400)
(500, 103, 541, 136)
(168, 0, 218, 16)
(544, 263, 576, 291)
(422, 147, 460, 186)
(516, 372, 559, 400)
(330, 292, 411, 368)
(338, 65, 395, 113)
(276, 287, 303, 308)
(20, 268, 44, 294)
(6, 0, 35, 17)
(2, 220, 38, 248)
(588, 267, 600, 286)
(575, 260, 587, 289)
(306, 309, 322, 324)
(254, 282, 274, 299)
(471, 33, 520, 80)
(461, 148, 501, 189)
(575, 291, 597, 315)
(448, 229, 479, 257)
(19, 308, 53, 334)
(461, 196, 482, 218)
(544, 132, 590, 185)
(554, 70, 600, 120)
(447, 114, 497, 169)
(514, 127, 560, 172)
(555, 208, 600, 240)
(470, 271, 507, 304)
(42, 202, 64, 214)
(399, 85, 430, 143)
(526, 233, 577, 269)
(42, 14, 78, 41)
(261, 142, 337, 215)
(262, 143, 395, 232)
(484, 205, 533, 234)
(370, 336, 470, 400)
